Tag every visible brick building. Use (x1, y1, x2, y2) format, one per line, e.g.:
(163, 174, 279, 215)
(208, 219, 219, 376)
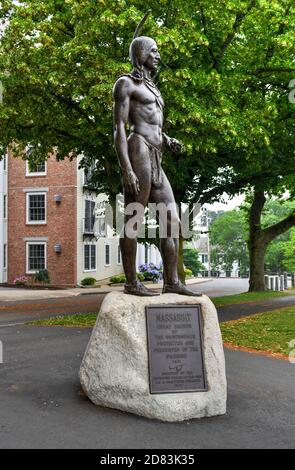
(6, 152, 160, 286)
(8, 154, 78, 286)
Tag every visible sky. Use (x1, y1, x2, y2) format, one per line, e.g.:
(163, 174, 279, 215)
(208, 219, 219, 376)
(204, 193, 245, 212)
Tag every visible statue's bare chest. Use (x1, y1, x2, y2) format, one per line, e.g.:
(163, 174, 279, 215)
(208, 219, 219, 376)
(131, 81, 164, 110)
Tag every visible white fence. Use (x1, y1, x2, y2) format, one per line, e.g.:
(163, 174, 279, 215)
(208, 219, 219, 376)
(264, 273, 295, 291)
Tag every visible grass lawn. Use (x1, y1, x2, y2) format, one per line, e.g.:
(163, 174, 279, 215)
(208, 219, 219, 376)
(212, 290, 293, 308)
(28, 313, 98, 327)
(221, 306, 295, 356)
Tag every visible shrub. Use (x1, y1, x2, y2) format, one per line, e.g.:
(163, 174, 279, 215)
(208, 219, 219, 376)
(183, 249, 205, 275)
(110, 273, 145, 284)
(13, 275, 29, 286)
(81, 277, 96, 286)
(33, 269, 50, 284)
(110, 274, 126, 284)
(138, 263, 163, 283)
(185, 268, 193, 278)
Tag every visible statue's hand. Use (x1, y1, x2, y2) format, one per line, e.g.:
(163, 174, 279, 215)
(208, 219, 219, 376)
(164, 135, 183, 154)
(122, 168, 140, 195)
(169, 138, 183, 154)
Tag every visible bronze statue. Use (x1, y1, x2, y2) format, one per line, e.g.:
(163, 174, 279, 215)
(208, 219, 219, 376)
(113, 12, 201, 297)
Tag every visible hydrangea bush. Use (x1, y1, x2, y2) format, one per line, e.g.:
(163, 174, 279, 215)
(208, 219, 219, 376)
(138, 263, 163, 283)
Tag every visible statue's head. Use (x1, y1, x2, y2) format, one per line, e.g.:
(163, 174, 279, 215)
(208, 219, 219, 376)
(129, 10, 160, 79)
(129, 36, 160, 74)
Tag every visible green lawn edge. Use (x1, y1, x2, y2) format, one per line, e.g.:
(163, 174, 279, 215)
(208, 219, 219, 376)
(27, 290, 295, 328)
(212, 290, 293, 307)
(220, 305, 295, 356)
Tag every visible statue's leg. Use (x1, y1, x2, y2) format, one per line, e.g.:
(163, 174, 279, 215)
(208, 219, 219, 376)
(120, 135, 159, 296)
(150, 171, 202, 296)
(150, 171, 179, 285)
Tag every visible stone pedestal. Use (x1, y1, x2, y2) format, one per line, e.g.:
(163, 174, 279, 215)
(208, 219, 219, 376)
(79, 292, 227, 422)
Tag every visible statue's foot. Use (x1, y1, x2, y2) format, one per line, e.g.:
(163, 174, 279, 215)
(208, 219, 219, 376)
(162, 281, 202, 296)
(124, 281, 160, 297)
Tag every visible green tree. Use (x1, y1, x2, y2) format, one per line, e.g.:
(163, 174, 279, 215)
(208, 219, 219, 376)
(1, 0, 294, 290)
(282, 228, 295, 272)
(183, 248, 205, 276)
(209, 209, 249, 276)
(262, 200, 295, 273)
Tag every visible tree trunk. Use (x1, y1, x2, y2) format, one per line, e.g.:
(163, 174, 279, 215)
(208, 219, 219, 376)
(248, 232, 267, 291)
(177, 235, 186, 284)
(248, 189, 267, 291)
(248, 187, 295, 291)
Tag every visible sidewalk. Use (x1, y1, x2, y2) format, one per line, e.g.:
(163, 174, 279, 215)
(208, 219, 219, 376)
(0, 277, 212, 302)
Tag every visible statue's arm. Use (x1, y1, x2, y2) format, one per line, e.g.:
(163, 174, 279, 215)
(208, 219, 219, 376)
(113, 77, 139, 194)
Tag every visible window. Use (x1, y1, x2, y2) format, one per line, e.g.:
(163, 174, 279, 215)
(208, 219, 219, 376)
(84, 244, 96, 271)
(3, 195, 6, 219)
(26, 192, 46, 224)
(105, 244, 110, 266)
(201, 254, 208, 264)
(84, 160, 97, 186)
(201, 215, 207, 227)
(117, 245, 121, 264)
(84, 199, 95, 233)
(3, 244, 7, 269)
(26, 160, 46, 176)
(26, 242, 46, 273)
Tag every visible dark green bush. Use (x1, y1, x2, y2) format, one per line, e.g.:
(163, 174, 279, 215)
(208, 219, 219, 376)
(81, 277, 96, 286)
(33, 269, 50, 284)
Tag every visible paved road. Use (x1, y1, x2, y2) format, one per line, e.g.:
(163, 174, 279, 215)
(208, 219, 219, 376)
(0, 279, 251, 326)
(0, 325, 294, 449)
(1, 279, 295, 327)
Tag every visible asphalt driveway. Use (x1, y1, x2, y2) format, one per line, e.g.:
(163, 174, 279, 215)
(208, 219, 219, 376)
(0, 325, 294, 449)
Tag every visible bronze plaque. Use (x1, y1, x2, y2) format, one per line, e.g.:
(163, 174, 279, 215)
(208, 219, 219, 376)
(145, 304, 207, 394)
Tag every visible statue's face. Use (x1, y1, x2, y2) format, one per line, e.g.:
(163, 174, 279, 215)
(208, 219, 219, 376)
(144, 43, 161, 71)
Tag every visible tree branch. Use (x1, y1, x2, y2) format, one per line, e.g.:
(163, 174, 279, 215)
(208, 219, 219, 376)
(199, 4, 218, 67)
(214, 0, 257, 70)
(263, 211, 295, 243)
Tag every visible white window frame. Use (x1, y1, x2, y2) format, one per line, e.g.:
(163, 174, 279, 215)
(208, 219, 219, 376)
(26, 192, 47, 225)
(26, 241, 47, 274)
(83, 243, 96, 272)
(83, 160, 97, 185)
(26, 160, 47, 177)
(201, 254, 208, 264)
(105, 243, 111, 267)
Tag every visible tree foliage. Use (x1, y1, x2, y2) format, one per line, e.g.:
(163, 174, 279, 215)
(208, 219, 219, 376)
(183, 248, 204, 275)
(209, 209, 249, 275)
(0, 0, 294, 203)
(210, 200, 295, 275)
(0, 1, 294, 289)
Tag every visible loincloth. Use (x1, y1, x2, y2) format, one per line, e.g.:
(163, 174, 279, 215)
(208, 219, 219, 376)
(130, 132, 163, 188)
